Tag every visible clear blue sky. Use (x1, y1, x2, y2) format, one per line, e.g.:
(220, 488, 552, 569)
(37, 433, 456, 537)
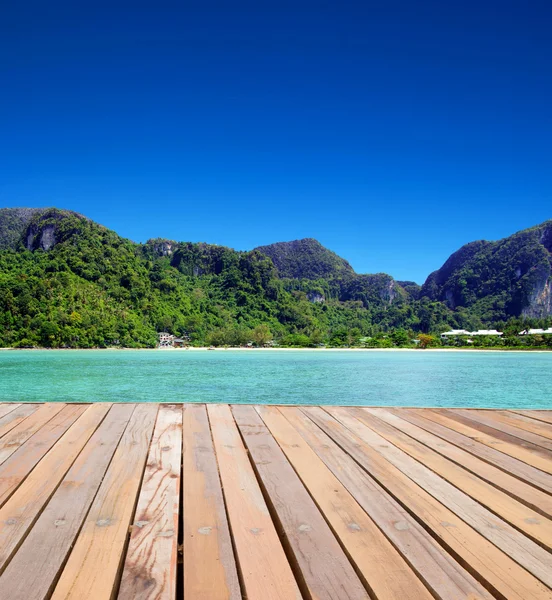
(1, 1, 550, 283)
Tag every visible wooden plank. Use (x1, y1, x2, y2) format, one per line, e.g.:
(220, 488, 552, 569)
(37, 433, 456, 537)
(304, 407, 552, 600)
(258, 405, 434, 600)
(496, 410, 552, 440)
(513, 410, 552, 426)
(182, 404, 241, 600)
(452, 409, 552, 452)
(0, 404, 86, 507)
(0, 403, 66, 466)
(0, 404, 21, 420)
(358, 408, 552, 549)
(429, 409, 552, 474)
(0, 404, 135, 600)
(233, 405, 370, 600)
(411, 408, 552, 490)
(281, 407, 494, 600)
(0, 404, 39, 440)
(207, 404, 301, 600)
(51, 403, 158, 600)
(332, 407, 552, 588)
(0, 403, 111, 574)
(119, 405, 183, 600)
(382, 408, 552, 518)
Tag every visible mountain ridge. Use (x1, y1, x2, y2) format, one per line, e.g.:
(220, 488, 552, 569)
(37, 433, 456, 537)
(0, 207, 550, 348)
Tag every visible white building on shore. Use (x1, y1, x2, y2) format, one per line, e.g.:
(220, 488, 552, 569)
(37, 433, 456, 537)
(519, 328, 552, 335)
(441, 329, 503, 338)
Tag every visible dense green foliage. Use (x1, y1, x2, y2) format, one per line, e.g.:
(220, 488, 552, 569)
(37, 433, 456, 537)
(254, 238, 354, 280)
(0, 208, 550, 348)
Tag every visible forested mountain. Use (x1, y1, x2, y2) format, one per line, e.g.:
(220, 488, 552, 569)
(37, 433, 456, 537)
(0, 207, 550, 348)
(421, 220, 552, 321)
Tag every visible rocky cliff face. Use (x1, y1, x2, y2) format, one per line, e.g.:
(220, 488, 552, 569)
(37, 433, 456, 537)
(0, 207, 45, 250)
(24, 209, 90, 251)
(421, 221, 552, 319)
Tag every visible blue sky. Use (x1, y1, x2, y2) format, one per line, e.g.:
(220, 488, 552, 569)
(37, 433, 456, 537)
(1, 1, 550, 283)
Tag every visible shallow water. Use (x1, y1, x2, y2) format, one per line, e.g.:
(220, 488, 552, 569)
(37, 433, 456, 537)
(1, 349, 551, 408)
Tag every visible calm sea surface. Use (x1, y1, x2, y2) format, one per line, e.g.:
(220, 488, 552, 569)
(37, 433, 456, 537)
(0, 349, 551, 408)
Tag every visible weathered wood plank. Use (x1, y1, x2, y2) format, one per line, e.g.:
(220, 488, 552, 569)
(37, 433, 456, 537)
(119, 405, 182, 600)
(282, 407, 493, 600)
(0, 403, 66, 466)
(0, 404, 39, 440)
(409, 408, 552, 491)
(430, 409, 552, 474)
(335, 407, 552, 588)
(0, 404, 86, 507)
(0, 403, 111, 574)
(382, 407, 552, 518)
(0, 404, 21, 420)
(513, 410, 552, 426)
(359, 407, 552, 549)
(452, 409, 552, 452)
(51, 404, 158, 600)
(258, 405, 434, 600)
(182, 404, 241, 600)
(496, 410, 552, 440)
(233, 405, 370, 600)
(305, 407, 552, 600)
(207, 404, 301, 600)
(0, 404, 134, 600)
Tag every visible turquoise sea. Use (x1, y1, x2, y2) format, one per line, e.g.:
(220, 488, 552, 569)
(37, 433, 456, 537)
(0, 349, 551, 408)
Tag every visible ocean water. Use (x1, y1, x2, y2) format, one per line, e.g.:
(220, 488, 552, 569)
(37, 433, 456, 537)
(0, 349, 551, 408)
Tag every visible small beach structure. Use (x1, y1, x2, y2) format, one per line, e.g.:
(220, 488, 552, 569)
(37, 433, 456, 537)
(519, 328, 552, 335)
(157, 332, 189, 348)
(440, 329, 504, 338)
(470, 329, 504, 336)
(157, 332, 175, 348)
(440, 329, 471, 338)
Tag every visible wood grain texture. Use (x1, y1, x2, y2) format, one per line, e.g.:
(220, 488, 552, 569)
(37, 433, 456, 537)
(451, 409, 552, 452)
(258, 405, 434, 600)
(0, 404, 22, 421)
(513, 410, 552, 425)
(0, 403, 66, 466)
(429, 409, 552, 474)
(339, 407, 552, 588)
(182, 404, 241, 600)
(0, 403, 111, 574)
(282, 407, 494, 600)
(408, 408, 552, 493)
(481, 410, 552, 441)
(234, 405, 370, 600)
(359, 407, 552, 549)
(0, 404, 86, 507)
(51, 404, 158, 600)
(0, 404, 134, 600)
(119, 405, 182, 600)
(0, 403, 551, 600)
(208, 404, 302, 600)
(381, 407, 552, 517)
(306, 406, 552, 600)
(0, 404, 39, 440)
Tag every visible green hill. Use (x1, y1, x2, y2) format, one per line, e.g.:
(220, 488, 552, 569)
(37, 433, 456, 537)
(0, 207, 550, 348)
(421, 221, 552, 321)
(0, 208, 460, 348)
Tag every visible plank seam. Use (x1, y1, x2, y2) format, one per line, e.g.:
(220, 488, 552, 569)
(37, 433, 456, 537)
(43, 404, 139, 598)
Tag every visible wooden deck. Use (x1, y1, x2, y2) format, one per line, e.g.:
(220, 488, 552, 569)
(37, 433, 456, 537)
(0, 404, 551, 599)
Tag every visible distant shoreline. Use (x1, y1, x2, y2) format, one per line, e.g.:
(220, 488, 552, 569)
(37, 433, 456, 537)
(1, 347, 550, 353)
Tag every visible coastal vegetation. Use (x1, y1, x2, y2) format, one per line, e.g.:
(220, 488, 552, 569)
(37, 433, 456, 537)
(0, 208, 550, 349)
